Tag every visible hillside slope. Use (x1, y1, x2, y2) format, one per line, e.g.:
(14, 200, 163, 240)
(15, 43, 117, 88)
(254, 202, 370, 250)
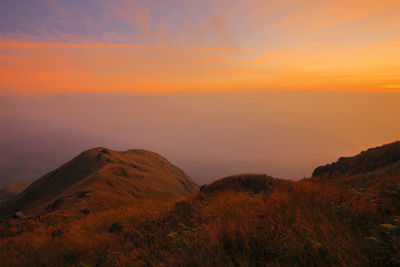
(1, 153, 399, 266)
(0, 148, 198, 218)
(0, 181, 30, 203)
(312, 141, 400, 178)
(0, 142, 399, 266)
(200, 174, 282, 194)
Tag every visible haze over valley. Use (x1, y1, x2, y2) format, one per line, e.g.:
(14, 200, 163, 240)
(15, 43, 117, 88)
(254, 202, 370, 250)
(1, 92, 398, 186)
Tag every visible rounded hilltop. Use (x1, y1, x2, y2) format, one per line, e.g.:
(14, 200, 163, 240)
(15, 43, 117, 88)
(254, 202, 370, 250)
(0, 147, 199, 219)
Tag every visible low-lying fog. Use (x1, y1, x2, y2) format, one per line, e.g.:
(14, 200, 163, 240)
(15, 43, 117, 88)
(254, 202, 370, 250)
(0, 91, 398, 185)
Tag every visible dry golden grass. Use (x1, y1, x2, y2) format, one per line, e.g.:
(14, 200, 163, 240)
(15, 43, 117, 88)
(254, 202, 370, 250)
(0, 147, 198, 218)
(0, 164, 399, 266)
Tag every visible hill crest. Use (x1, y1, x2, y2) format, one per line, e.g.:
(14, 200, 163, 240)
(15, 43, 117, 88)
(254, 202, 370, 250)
(200, 174, 282, 194)
(312, 141, 400, 178)
(0, 147, 198, 218)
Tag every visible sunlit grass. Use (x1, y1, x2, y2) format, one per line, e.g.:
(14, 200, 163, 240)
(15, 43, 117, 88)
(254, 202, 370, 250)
(0, 167, 399, 266)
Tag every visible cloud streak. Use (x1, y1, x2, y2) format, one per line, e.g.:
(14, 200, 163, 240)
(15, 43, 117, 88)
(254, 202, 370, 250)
(1, 40, 399, 94)
(0, 0, 399, 93)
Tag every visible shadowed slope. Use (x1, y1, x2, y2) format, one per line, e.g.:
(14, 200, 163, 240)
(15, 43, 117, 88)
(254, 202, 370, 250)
(312, 141, 400, 178)
(0, 142, 399, 266)
(200, 174, 282, 194)
(0, 181, 30, 203)
(0, 148, 198, 218)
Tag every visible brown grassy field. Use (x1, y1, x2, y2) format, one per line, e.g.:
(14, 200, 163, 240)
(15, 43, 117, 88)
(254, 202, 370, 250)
(0, 162, 398, 266)
(0, 147, 198, 218)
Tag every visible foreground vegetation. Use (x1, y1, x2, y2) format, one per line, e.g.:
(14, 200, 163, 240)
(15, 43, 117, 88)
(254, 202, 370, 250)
(0, 163, 399, 266)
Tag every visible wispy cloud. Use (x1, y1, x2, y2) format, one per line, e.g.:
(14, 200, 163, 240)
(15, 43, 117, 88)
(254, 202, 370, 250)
(1, 40, 399, 94)
(0, 0, 399, 93)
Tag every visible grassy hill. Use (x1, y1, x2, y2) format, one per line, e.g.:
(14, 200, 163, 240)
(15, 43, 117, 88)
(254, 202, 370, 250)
(199, 173, 284, 194)
(313, 141, 400, 178)
(0, 147, 198, 218)
(0, 143, 399, 266)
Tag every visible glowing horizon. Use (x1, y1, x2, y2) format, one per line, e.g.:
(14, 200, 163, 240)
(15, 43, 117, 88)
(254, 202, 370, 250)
(1, 0, 400, 93)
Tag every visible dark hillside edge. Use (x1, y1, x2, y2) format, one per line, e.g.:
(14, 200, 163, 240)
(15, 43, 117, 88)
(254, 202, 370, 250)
(200, 174, 281, 194)
(312, 141, 400, 178)
(0, 181, 30, 203)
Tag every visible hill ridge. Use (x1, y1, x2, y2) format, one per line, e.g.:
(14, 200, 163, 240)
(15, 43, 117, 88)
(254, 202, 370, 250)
(0, 147, 198, 218)
(312, 141, 400, 178)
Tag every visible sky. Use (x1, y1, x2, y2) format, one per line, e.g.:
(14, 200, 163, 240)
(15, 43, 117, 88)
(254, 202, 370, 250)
(0, 1, 398, 185)
(1, 0, 400, 93)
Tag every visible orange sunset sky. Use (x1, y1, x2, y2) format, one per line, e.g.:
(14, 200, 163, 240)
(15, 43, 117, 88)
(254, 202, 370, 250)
(1, 0, 400, 94)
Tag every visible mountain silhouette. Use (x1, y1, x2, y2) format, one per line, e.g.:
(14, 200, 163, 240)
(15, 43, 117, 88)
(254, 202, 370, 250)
(200, 174, 282, 194)
(312, 141, 400, 178)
